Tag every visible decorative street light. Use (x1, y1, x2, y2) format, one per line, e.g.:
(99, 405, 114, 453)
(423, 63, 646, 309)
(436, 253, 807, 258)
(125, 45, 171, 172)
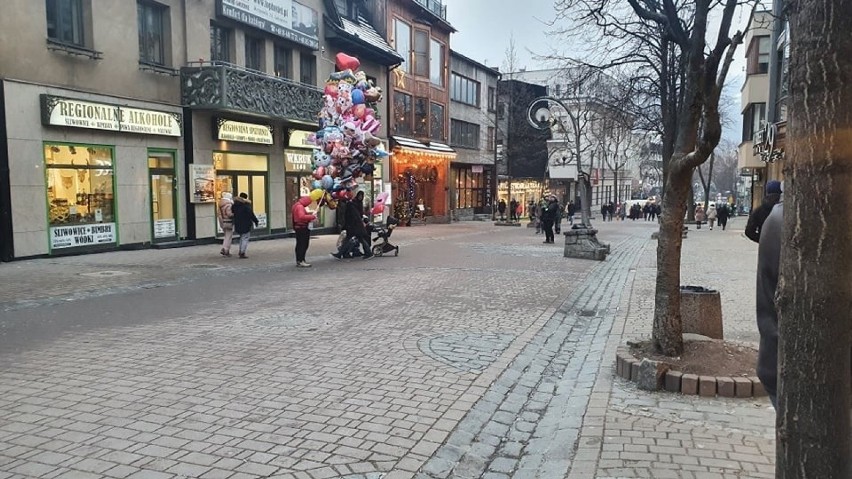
(526, 96, 592, 228)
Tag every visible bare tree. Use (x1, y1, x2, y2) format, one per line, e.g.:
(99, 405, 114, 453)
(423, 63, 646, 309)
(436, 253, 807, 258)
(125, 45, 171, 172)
(777, 0, 852, 475)
(553, 0, 751, 355)
(592, 99, 641, 207)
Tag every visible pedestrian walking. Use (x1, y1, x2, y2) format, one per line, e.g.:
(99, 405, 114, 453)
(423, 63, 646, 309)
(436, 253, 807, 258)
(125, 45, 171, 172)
(600, 203, 608, 222)
(218, 192, 234, 257)
(528, 200, 536, 222)
(232, 193, 259, 259)
(554, 198, 563, 234)
(707, 203, 717, 230)
(746, 180, 782, 243)
(333, 191, 373, 260)
(694, 204, 705, 229)
(717, 202, 730, 230)
(756, 202, 783, 409)
(291, 195, 317, 267)
(510, 198, 519, 222)
(541, 197, 558, 243)
(566, 201, 576, 226)
(654, 204, 661, 222)
(498, 199, 507, 221)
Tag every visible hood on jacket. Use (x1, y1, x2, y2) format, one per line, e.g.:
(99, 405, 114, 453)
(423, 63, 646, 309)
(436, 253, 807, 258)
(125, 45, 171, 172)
(298, 196, 312, 206)
(235, 195, 251, 204)
(221, 192, 233, 202)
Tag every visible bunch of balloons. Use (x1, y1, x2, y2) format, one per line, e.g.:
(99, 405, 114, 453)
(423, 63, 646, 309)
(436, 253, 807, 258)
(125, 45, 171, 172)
(305, 52, 390, 210)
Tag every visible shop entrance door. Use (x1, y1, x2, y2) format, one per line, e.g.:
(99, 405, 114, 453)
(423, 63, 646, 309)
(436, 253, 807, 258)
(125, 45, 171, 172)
(148, 151, 178, 243)
(215, 172, 268, 235)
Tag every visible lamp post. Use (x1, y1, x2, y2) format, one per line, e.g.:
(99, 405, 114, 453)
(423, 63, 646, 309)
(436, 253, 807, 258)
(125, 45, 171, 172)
(527, 96, 592, 228)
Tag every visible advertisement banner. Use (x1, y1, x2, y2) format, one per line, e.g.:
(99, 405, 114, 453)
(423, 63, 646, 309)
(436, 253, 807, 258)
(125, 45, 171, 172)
(40, 95, 181, 136)
(218, 0, 319, 50)
(217, 120, 274, 144)
(154, 219, 176, 238)
(190, 164, 216, 203)
(50, 223, 116, 249)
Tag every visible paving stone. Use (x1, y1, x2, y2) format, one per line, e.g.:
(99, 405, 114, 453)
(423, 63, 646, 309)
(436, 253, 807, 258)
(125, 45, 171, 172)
(681, 374, 700, 395)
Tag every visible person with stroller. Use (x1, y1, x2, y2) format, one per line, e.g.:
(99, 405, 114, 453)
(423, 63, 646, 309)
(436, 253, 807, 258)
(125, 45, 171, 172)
(332, 191, 373, 260)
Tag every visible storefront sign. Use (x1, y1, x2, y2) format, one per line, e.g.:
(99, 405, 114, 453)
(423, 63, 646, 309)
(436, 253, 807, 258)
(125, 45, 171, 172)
(288, 130, 318, 149)
(154, 219, 176, 238)
(190, 164, 216, 203)
(472, 165, 484, 174)
(40, 95, 181, 136)
(50, 223, 116, 249)
(217, 119, 274, 144)
(218, 0, 319, 50)
(753, 122, 784, 163)
(285, 150, 313, 172)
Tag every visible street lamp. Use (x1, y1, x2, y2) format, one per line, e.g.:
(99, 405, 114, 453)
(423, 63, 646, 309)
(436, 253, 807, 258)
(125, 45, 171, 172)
(527, 96, 592, 228)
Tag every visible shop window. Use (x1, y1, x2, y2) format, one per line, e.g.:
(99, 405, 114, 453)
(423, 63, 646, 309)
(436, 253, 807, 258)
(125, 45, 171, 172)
(393, 92, 412, 135)
(742, 103, 766, 142)
(450, 119, 479, 149)
(300, 53, 316, 85)
(393, 19, 411, 72)
(487, 127, 495, 151)
(274, 45, 292, 79)
(430, 38, 444, 86)
(137, 1, 167, 66)
(455, 168, 484, 209)
(46, 0, 86, 47)
(210, 23, 231, 62)
(45, 144, 115, 230)
(413, 30, 429, 77)
(430, 103, 444, 141)
(245, 35, 264, 71)
(415, 98, 429, 137)
(451, 73, 480, 106)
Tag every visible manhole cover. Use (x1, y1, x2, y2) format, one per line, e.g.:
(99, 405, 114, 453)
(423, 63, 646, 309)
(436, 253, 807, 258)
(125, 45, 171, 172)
(252, 313, 315, 329)
(79, 270, 131, 277)
(190, 264, 221, 269)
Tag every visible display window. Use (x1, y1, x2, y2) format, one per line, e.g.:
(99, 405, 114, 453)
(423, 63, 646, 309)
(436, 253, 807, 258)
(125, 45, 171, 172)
(213, 152, 269, 234)
(45, 143, 118, 250)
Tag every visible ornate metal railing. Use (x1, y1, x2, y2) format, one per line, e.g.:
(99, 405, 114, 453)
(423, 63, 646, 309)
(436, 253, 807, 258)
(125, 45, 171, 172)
(181, 62, 323, 124)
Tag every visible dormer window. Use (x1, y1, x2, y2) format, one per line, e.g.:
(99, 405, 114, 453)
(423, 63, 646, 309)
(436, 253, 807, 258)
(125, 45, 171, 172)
(335, 0, 358, 21)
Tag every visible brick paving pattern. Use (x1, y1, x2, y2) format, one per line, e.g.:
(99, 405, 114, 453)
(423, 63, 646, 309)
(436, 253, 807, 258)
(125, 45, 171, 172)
(0, 219, 776, 478)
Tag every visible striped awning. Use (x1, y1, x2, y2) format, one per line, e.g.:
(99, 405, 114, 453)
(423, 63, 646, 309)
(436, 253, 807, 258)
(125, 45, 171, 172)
(391, 136, 456, 157)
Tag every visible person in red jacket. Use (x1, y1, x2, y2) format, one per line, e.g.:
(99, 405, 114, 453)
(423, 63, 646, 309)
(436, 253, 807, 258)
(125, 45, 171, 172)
(291, 196, 317, 268)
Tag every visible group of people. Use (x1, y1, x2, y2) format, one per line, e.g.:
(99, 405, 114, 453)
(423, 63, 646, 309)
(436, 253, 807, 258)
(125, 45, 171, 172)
(217, 192, 259, 259)
(693, 201, 733, 230)
(497, 198, 523, 222)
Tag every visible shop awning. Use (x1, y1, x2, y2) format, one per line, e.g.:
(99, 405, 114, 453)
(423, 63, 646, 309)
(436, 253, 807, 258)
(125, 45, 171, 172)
(391, 136, 456, 158)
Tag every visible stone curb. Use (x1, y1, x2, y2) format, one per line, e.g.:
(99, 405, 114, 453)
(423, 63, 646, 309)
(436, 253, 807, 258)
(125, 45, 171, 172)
(615, 345, 767, 398)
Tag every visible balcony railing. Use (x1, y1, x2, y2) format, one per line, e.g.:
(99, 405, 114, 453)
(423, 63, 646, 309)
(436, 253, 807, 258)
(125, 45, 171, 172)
(181, 62, 323, 125)
(412, 0, 447, 20)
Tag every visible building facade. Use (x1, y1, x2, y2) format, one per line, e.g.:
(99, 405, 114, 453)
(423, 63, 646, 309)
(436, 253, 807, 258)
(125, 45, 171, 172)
(448, 50, 498, 220)
(0, 0, 395, 260)
(737, 9, 773, 212)
(365, 0, 456, 225)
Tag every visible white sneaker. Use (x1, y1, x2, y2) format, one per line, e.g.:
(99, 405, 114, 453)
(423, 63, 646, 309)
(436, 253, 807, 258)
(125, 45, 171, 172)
(297, 261, 312, 268)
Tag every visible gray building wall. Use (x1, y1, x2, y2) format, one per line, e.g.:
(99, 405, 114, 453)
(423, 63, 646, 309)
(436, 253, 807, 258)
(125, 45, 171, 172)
(448, 51, 498, 166)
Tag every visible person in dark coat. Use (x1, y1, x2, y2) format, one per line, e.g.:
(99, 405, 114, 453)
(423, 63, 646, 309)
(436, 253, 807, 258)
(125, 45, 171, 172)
(333, 191, 373, 259)
(232, 193, 259, 259)
(541, 197, 558, 243)
(498, 199, 507, 220)
(746, 180, 782, 243)
(509, 199, 519, 222)
(717, 202, 731, 230)
(756, 202, 783, 408)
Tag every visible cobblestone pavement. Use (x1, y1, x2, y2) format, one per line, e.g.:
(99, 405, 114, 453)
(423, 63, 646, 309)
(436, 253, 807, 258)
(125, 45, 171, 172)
(0, 218, 776, 479)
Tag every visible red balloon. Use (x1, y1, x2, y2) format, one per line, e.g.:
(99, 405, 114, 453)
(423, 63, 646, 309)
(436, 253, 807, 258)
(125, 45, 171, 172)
(353, 104, 368, 119)
(335, 53, 360, 71)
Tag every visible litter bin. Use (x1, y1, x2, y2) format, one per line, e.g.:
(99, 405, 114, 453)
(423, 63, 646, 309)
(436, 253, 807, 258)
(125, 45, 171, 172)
(680, 286, 723, 339)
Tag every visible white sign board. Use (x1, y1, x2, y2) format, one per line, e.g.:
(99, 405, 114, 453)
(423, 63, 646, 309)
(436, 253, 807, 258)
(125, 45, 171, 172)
(217, 120, 274, 144)
(190, 164, 216, 203)
(154, 219, 176, 239)
(50, 223, 116, 249)
(219, 0, 319, 50)
(120, 107, 181, 136)
(41, 95, 181, 136)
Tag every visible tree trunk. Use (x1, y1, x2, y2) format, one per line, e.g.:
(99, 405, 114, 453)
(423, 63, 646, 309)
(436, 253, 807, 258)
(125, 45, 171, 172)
(777, 0, 852, 475)
(652, 165, 689, 355)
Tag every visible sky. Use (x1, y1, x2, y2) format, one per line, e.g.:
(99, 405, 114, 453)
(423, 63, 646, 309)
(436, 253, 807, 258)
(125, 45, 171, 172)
(443, 0, 754, 143)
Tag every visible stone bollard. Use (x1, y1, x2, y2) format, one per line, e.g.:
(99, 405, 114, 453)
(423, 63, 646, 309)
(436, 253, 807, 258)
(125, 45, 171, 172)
(680, 286, 723, 339)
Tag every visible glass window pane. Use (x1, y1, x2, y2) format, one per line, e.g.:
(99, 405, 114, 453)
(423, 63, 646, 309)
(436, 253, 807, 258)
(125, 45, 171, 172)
(430, 103, 444, 141)
(415, 98, 428, 136)
(251, 175, 266, 218)
(394, 20, 410, 72)
(215, 152, 267, 171)
(430, 39, 443, 86)
(413, 30, 428, 77)
(45, 144, 115, 227)
(394, 93, 412, 135)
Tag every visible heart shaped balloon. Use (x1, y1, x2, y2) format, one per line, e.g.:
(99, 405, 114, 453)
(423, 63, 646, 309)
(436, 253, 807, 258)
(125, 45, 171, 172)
(335, 53, 360, 71)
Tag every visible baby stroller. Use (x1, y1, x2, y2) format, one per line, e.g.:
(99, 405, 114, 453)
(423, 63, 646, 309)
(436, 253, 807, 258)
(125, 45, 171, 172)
(371, 216, 400, 257)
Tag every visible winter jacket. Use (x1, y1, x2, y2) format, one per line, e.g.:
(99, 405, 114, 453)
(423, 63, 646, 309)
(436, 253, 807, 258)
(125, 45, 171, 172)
(717, 204, 730, 220)
(232, 196, 259, 234)
(344, 199, 368, 239)
(695, 207, 705, 222)
(218, 195, 234, 230)
(707, 206, 717, 220)
(745, 193, 781, 243)
(541, 201, 558, 222)
(291, 196, 317, 230)
(756, 203, 783, 398)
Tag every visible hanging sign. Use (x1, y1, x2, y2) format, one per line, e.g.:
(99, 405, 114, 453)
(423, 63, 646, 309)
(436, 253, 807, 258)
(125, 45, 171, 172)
(217, 119, 274, 144)
(288, 130, 319, 149)
(50, 223, 116, 249)
(40, 95, 181, 136)
(190, 164, 216, 203)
